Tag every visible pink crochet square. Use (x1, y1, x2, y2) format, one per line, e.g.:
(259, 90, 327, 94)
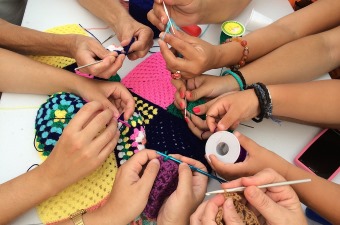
(122, 52, 176, 109)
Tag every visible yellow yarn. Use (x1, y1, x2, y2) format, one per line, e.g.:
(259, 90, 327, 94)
(28, 24, 88, 68)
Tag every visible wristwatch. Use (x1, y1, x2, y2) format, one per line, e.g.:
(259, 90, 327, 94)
(69, 209, 86, 225)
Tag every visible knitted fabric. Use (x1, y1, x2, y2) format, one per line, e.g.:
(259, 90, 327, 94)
(143, 156, 179, 219)
(28, 24, 88, 68)
(215, 192, 260, 225)
(122, 52, 176, 109)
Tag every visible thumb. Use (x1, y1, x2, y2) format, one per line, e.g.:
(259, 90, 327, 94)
(222, 198, 244, 225)
(176, 163, 193, 194)
(139, 158, 160, 192)
(233, 131, 257, 155)
(244, 186, 280, 221)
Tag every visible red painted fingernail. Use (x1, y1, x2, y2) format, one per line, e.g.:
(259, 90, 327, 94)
(180, 102, 184, 109)
(193, 107, 200, 114)
(180, 91, 185, 98)
(185, 118, 189, 123)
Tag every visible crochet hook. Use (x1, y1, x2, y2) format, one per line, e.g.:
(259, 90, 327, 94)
(156, 151, 227, 183)
(163, 2, 176, 34)
(205, 178, 311, 195)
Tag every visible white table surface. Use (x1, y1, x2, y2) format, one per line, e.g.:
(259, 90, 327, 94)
(0, 0, 337, 224)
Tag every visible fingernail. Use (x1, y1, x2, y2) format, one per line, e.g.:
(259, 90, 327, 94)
(233, 131, 240, 137)
(180, 102, 184, 109)
(185, 117, 189, 123)
(193, 107, 200, 114)
(161, 16, 165, 24)
(225, 198, 234, 208)
(180, 91, 185, 98)
(188, 92, 192, 98)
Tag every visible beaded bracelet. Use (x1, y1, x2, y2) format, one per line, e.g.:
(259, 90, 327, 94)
(223, 37, 249, 71)
(246, 82, 272, 122)
(221, 70, 245, 91)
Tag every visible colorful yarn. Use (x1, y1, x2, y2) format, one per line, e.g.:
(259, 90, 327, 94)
(122, 52, 176, 109)
(143, 156, 179, 219)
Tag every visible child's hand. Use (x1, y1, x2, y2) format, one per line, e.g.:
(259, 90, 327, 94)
(158, 31, 222, 79)
(40, 101, 119, 192)
(157, 155, 208, 225)
(208, 132, 291, 181)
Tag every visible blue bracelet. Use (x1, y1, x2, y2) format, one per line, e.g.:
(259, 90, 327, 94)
(221, 70, 245, 91)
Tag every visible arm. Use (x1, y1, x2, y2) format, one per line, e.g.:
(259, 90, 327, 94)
(157, 0, 340, 77)
(0, 48, 135, 120)
(0, 19, 125, 78)
(77, 0, 154, 60)
(209, 132, 340, 225)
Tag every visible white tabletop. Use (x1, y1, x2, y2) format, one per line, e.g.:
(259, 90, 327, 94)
(0, 0, 336, 224)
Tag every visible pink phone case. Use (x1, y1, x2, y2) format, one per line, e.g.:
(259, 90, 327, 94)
(294, 129, 340, 180)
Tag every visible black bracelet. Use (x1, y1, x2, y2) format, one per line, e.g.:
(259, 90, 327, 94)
(246, 82, 272, 122)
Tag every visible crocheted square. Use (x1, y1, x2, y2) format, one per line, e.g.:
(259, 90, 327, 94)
(122, 52, 176, 109)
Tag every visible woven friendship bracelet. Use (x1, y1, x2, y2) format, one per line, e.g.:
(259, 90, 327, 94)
(221, 70, 246, 91)
(246, 82, 272, 122)
(223, 37, 249, 70)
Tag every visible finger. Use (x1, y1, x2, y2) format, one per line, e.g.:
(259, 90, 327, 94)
(176, 163, 193, 194)
(139, 158, 161, 192)
(222, 198, 244, 225)
(190, 114, 209, 130)
(90, 118, 118, 153)
(147, 9, 165, 31)
(233, 131, 258, 155)
(67, 101, 104, 131)
(97, 127, 120, 162)
(82, 108, 114, 139)
(126, 149, 159, 171)
(190, 200, 208, 225)
(201, 195, 225, 225)
(208, 154, 245, 179)
(184, 115, 210, 140)
(244, 186, 283, 221)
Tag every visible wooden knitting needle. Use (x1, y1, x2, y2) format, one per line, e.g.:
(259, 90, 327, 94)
(205, 178, 311, 195)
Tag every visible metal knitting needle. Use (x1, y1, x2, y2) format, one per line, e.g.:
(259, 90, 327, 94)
(74, 60, 103, 71)
(163, 2, 176, 34)
(156, 151, 227, 183)
(205, 178, 311, 195)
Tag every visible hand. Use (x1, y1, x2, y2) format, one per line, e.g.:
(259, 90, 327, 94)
(157, 155, 208, 225)
(172, 75, 231, 110)
(191, 168, 307, 225)
(39, 101, 120, 193)
(220, 168, 308, 225)
(112, 17, 154, 60)
(202, 89, 260, 132)
(158, 31, 221, 78)
(100, 150, 160, 225)
(75, 79, 135, 121)
(70, 35, 126, 79)
(208, 132, 292, 181)
(147, 0, 202, 29)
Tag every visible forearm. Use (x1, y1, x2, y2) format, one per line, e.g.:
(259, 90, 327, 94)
(0, 48, 82, 95)
(0, 167, 60, 224)
(284, 164, 340, 225)
(77, 0, 131, 30)
(217, 0, 340, 66)
(0, 19, 77, 56)
(239, 26, 340, 86)
(268, 80, 340, 128)
(199, 0, 250, 24)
